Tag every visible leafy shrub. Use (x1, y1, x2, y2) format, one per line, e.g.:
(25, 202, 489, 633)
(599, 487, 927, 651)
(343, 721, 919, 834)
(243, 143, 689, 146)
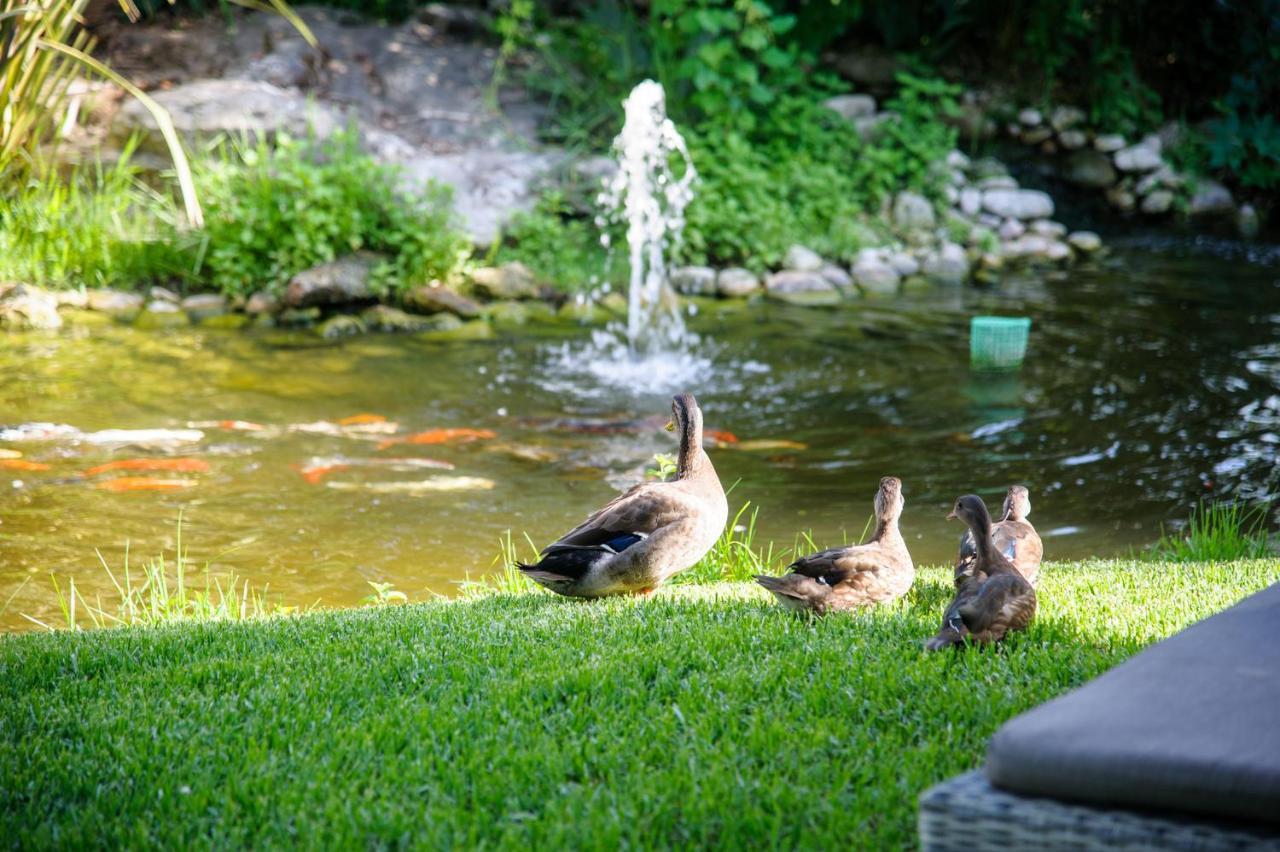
(495, 192, 623, 292)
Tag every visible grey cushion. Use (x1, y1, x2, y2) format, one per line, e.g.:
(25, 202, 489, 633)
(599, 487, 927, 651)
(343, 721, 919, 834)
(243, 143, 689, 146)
(987, 581, 1280, 825)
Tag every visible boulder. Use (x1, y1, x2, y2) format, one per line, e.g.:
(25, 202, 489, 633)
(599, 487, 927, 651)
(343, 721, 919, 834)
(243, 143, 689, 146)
(716, 267, 760, 298)
(1017, 108, 1043, 126)
(921, 242, 969, 285)
(283, 253, 380, 308)
(318, 314, 367, 339)
(1093, 134, 1127, 153)
(245, 291, 280, 316)
(55, 290, 88, 309)
(1113, 143, 1162, 173)
(1140, 189, 1175, 215)
(1064, 149, 1117, 188)
(1029, 220, 1068, 239)
(1000, 235, 1051, 260)
(764, 271, 840, 305)
(959, 187, 983, 216)
(277, 307, 321, 327)
(180, 294, 229, 322)
(1188, 179, 1235, 217)
(1135, 167, 1181, 196)
(892, 192, 936, 232)
(830, 47, 900, 88)
(470, 262, 539, 300)
(998, 218, 1026, 240)
(977, 175, 1019, 191)
(783, 245, 825, 273)
(87, 289, 143, 314)
(981, 189, 1054, 221)
(403, 284, 482, 318)
(820, 263, 854, 294)
(1105, 186, 1136, 212)
(823, 94, 877, 121)
(887, 252, 919, 277)
(669, 266, 717, 296)
(149, 286, 179, 304)
(1020, 125, 1053, 146)
(1067, 231, 1103, 253)
(1049, 105, 1086, 133)
(361, 305, 432, 333)
(851, 253, 900, 296)
(0, 285, 61, 330)
(1044, 240, 1072, 262)
(134, 301, 188, 329)
(1237, 204, 1261, 239)
(946, 149, 971, 171)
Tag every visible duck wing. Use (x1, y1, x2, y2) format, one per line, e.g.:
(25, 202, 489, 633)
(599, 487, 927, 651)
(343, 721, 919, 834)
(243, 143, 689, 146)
(550, 481, 697, 549)
(993, 520, 1043, 583)
(957, 574, 1037, 643)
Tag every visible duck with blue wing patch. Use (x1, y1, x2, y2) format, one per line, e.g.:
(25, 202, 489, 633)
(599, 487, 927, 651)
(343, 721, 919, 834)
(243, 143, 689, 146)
(954, 485, 1043, 588)
(518, 393, 728, 598)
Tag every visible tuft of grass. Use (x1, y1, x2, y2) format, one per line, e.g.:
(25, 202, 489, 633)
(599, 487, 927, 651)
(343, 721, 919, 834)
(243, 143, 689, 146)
(1, 560, 1276, 847)
(1148, 500, 1272, 562)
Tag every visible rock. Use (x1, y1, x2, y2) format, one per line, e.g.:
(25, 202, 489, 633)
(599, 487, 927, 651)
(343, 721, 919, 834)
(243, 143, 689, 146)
(1064, 149, 1117, 188)
(419, 2, 493, 34)
(149, 286, 179, 304)
(1058, 129, 1087, 150)
(1106, 186, 1136, 212)
(55, 290, 88, 309)
(180, 294, 228, 322)
(145, 299, 180, 314)
(134, 301, 188, 329)
(283, 253, 380, 308)
(1000, 235, 1051, 260)
(276, 307, 321, 327)
(669, 265, 717, 296)
(403, 284, 482, 318)
(998, 218, 1026, 240)
(1114, 143, 1163, 173)
(470, 262, 539, 301)
(418, 313, 463, 334)
(1237, 204, 1261, 239)
(1140, 189, 1175, 215)
(892, 192, 935, 232)
(851, 112, 895, 141)
(1017, 108, 1043, 126)
(764, 271, 840, 305)
(977, 175, 1019, 191)
(87, 289, 143, 314)
(887, 252, 919, 277)
(946, 149, 971, 171)
(1067, 231, 1103, 253)
(716, 267, 760, 298)
(486, 301, 531, 327)
(1135, 166, 1181, 196)
(921, 242, 969, 285)
(982, 189, 1054, 221)
(851, 254, 900, 296)
(421, 318, 493, 341)
(943, 185, 959, 206)
(968, 225, 997, 251)
(1020, 126, 1053, 146)
(318, 314, 367, 339)
(970, 157, 1009, 181)
(1049, 105, 1086, 132)
(977, 213, 1002, 229)
(0, 285, 61, 330)
(1038, 138, 1058, 155)
(820, 263, 854, 294)
(361, 305, 432, 333)
(1029, 220, 1067, 239)
(557, 300, 605, 324)
(830, 47, 899, 88)
(1188, 179, 1235, 217)
(1044, 240, 1072, 262)
(1138, 133, 1163, 156)
(782, 245, 824, 272)
(1093, 134, 1127, 153)
(823, 94, 877, 121)
(245, 291, 280, 316)
(959, 187, 982, 216)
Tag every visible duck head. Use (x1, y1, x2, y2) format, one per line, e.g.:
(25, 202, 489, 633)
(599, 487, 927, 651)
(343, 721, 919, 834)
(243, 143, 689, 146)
(1002, 485, 1031, 522)
(874, 476, 905, 523)
(666, 393, 705, 475)
(946, 494, 993, 533)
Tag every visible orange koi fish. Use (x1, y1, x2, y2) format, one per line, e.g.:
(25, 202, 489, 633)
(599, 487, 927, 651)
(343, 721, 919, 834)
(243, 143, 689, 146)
(704, 429, 739, 445)
(95, 477, 197, 492)
(85, 459, 211, 476)
(0, 459, 50, 471)
(377, 428, 496, 450)
(338, 414, 387, 426)
(296, 463, 351, 485)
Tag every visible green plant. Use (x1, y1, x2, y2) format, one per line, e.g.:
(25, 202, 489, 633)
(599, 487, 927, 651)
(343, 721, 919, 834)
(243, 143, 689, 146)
(496, 192, 621, 292)
(361, 581, 408, 606)
(644, 453, 678, 480)
(1148, 501, 1272, 563)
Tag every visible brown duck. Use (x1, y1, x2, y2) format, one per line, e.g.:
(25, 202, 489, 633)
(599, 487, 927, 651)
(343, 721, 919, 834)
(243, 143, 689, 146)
(927, 494, 1037, 650)
(754, 477, 914, 614)
(954, 485, 1043, 587)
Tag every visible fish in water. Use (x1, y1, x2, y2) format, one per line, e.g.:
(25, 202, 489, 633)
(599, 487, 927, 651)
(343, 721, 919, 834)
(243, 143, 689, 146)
(0, 449, 23, 459)
(326, 476, 495, 493)
(0, 459, 51, 471)
(82, 429, 205, 447)
(0, 423, 81, 441)
(95, 477, 198, 492)
(376, 428, 496, 450)
(189, 420, 269, 432)
(703, 428, 739, 446)
(725, 439, 808, 452)
(296, 455, 456, 485)
(84, 458, 211, 476)
(290, 420, 400, 438)
(337, 414, 387, 426)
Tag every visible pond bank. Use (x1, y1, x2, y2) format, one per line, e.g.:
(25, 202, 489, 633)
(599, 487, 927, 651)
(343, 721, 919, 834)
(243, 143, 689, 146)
(3, 561, 1276, 846)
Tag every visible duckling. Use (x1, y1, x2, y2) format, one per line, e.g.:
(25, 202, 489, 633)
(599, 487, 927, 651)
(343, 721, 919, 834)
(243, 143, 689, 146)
(518, 393, 728, 598)
(927, 495, 1037, 651)
(754, 477, 914, 614)
(954, 485, 1043, 587)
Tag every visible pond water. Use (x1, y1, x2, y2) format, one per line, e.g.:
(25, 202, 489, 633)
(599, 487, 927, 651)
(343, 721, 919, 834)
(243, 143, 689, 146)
(3, 238, 1279, 630)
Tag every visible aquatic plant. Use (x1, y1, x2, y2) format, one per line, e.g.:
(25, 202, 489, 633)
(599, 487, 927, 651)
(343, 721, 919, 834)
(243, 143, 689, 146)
(1148, 500, 1272, 563)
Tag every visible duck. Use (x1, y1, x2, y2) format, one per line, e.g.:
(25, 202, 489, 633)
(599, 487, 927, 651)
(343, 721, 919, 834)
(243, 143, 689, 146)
(518, 392, 728, 598)
(927, 495, 1037, 651)
(754, 477, 914, 614)
(954, 485, 1043, 587)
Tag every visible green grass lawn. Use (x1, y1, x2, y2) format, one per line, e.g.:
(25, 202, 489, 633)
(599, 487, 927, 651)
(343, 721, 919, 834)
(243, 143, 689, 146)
(2, 560, 1276, 848)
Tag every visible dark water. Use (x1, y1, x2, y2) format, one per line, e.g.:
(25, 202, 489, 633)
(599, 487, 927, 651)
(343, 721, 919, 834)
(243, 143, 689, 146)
(2, 241, 1278, 630)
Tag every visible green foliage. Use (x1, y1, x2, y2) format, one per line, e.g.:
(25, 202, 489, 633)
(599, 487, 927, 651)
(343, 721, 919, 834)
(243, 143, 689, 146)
(495, 192, 621, 292)
(1149, 501, 1272, 563)
(3, 561, 1276, 846)
(193, 132, 467, 297)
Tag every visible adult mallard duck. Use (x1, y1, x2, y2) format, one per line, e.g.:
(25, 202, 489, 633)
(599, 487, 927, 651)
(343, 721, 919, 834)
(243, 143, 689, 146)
(927, 495, 1037, 651)
(754, 477, 914, 614)
(954, 485, 1043, 587)
(518, 392, 728, 598)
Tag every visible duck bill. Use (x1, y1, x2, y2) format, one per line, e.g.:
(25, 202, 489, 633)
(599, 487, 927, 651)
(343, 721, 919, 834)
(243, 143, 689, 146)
(664, 420, 675, 432)
(945, 510, 958, 521)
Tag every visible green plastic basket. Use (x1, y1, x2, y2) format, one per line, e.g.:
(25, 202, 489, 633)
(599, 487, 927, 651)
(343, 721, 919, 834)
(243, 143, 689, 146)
(970, 316, 1031, 369)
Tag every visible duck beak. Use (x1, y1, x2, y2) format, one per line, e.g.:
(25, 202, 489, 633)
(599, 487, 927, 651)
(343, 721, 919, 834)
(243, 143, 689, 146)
(664, 420, 675, 432)
(946, 510, 958, 521)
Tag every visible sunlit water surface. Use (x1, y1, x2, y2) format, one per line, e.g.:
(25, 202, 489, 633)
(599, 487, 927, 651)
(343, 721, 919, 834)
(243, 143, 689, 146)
(2, 240, 1279, 629)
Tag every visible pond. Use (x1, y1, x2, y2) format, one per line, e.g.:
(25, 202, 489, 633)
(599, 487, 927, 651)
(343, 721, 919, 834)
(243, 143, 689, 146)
(3, 237, 1279, 630)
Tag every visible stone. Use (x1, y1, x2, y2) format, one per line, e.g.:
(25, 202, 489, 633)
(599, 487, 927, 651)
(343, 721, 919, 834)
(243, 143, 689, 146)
(1094, 134, 1127, 153)
(921, 241, 969, 285)
(1237, 204, 1260, 239)
(977, 213, 1002, 229)
(470, 262, 539, 301)
(245, 291, 280, 316)
(361, 305, 432, 333)
(851, 254, 900, 296)
(145, 299, 180, 314)
(998, 218, 1026, 240)
(946, 149, 971, 171)
(1039, 139, 1058, 155)
(1106, 186, 1136, 212)
(1067, 231, 1103, 253)
(1020, 126, 1053, 146)
(148, 286, 179, 304)
(823, 94, 877, 121)
(1017, 108, 1043, 127)
(981, 189, 1054, 221)
(134, 301, 188, 329)
(892, 192, 935, 232)
(716, 267, 760, 298)
(830, 47, 899, 88)
(783, 245, 825, 272)
(1113, 143, 1163, 173)
(1188, 179, 1235, 217)
(0, 285, 61, 330)
(557, 300, 605, 324)
(1029, 220, 1068, 239)
(669, 266, 717, 296)
(887, 252, 919, 277)
(970, 157, 1009, 181)
(487, 301, 531, 327)
(318, 314, 367, 339)
(959, 187, 983, 216)
(283, 253, 380, 308)
(1135, 167, 1181, 196)
(55, 290, 88, 309)
(1140, 189, 1175, 215)
(1044, 240, 1072, 262)
(418, 313, 464, 334)
(1049, 105, 1086, 133)
(943, 185, 959, 206)
(87, 289, 143, 314)
(820, 263, 854, 294)
(419, 2, 493, 34)
(403, 284, 482, 318)
(764, 271, 840, 305)
(1000, 235, 1051, 260)
(1064, 149, 1117, 188)
(977, 175, 1019, 191)
(276, 307, 321, 327)
(1138, 133, 1163, 156)
(421, 318, 493, 341)
(1058, 129, 1087, 150)
(180, 294, 229, 322)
